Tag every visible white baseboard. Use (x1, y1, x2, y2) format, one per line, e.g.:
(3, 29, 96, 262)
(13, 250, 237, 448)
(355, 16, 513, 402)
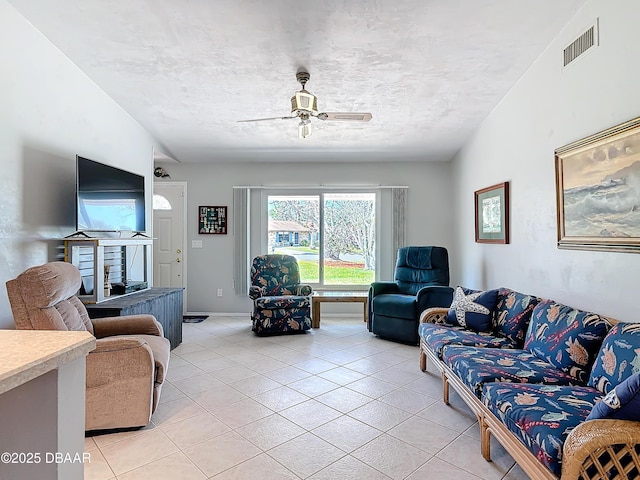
(185, 312, 363, 318)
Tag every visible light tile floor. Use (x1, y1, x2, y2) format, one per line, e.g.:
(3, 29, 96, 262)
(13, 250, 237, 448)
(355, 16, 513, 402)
(85, 315, 531, 479)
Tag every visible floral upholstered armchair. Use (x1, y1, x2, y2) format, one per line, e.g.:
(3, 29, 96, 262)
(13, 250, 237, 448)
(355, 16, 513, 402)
(249, 254, 313, 335)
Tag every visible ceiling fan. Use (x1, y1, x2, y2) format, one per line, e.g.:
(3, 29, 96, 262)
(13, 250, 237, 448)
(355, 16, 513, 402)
(237, 70, 372, 138)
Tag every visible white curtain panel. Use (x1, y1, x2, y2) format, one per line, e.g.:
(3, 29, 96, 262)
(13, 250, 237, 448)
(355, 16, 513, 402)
(392, 187, 407, 259)
(233, 187, 249, 295)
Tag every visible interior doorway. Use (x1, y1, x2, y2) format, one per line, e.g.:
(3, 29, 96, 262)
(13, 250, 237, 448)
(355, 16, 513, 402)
(153, 182, 187, 311)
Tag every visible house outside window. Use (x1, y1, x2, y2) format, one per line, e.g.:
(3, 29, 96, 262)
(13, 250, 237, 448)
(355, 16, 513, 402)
(269, 220, 312, 247)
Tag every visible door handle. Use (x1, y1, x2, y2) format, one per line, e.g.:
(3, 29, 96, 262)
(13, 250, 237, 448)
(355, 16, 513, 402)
(176, 258, 181, 263)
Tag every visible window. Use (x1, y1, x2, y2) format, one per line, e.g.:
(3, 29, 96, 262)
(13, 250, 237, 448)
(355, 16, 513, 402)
(267, 192, 376, 288)
(233, 185, 405, 295)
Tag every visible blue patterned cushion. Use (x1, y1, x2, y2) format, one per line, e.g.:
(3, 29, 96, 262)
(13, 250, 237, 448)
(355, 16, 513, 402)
(588, 322, 640, 394)
(250, 254, 307, 296)
(443, 345, 577, 397)
(446, 287, 498, 332)
(493, 288, 540, 348)
(418, 322, 515, 359)
(587, 372, 640, 421)
(255, 295, 310, 310)
(482, 383, 602, 476)
(524, 300, 611, 384)
(252, 306, 311, 335)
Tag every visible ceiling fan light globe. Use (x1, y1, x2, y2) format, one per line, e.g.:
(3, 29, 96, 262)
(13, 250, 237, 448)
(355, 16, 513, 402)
(298, 121, 312, 139)
(291, 90, 318, 115)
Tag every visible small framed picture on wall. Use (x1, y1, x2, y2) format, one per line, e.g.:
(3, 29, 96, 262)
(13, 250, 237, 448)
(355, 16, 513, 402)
(199, 206, 227, 234)
(474, 182, 509, 244)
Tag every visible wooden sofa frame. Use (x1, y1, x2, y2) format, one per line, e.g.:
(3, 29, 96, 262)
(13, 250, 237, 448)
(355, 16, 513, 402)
(419, 308, 640, 480)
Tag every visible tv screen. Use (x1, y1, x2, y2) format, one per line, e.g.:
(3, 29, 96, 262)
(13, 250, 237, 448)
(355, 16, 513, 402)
(76, 156, 146, 233)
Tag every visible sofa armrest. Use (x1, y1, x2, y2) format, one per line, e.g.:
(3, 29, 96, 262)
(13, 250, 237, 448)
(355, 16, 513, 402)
(369, 281, 400, 298)
(416, 285, 454, 313)
(249, 285, 264, 300)
(562, 419, 640, 479)
(86, 337, 154, 382)
(91, 315, 163, 338)
(85, 337, 155, 430)
(419, 307, 449, 325)
(367, 282, 402, 332)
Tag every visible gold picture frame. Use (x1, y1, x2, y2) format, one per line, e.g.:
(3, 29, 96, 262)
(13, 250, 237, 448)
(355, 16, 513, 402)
(475, 182, 509, 244)
(555, 116, 640, 252)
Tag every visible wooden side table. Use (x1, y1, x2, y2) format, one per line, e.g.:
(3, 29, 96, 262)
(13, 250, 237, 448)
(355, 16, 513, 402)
(311, 291, 368, 328)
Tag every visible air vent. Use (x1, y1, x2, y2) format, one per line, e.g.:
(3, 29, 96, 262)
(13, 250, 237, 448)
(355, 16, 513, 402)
(563, 20, 599, 68)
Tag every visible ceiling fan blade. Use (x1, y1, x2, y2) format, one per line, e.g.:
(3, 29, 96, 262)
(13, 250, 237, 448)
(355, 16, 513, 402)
(317, 112, 372, 122)
(237, 115, 298, 123)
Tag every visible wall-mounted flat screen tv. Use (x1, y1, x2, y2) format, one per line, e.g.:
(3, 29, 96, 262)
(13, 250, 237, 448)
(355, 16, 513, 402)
(76, 156, 146, 233)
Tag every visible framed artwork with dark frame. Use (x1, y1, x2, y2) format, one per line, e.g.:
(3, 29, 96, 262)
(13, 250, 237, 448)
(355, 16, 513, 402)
(555, 116, 640, 252)
(198, 206, 227, 234)
(475, 182, 510, 244)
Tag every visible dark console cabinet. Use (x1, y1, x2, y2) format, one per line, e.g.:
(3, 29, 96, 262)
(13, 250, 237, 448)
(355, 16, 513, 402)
(85, 288, 183, 349)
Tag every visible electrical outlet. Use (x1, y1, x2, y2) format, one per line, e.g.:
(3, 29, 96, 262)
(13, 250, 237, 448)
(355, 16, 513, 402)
(217, 288, 223, 297)
(192, 240, 203, 248)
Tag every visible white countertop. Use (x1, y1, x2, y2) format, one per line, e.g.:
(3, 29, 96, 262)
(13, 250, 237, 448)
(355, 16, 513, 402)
(0, 330, 95, 395)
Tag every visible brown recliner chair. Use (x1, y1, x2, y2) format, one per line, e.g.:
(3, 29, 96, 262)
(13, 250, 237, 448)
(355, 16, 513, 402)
(5, 261, 170, 431)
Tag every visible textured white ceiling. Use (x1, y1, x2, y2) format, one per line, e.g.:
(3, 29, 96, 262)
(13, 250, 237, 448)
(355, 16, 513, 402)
(9, 0, 586, 163)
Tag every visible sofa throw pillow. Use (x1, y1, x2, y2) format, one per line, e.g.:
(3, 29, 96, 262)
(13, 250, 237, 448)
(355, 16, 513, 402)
(586, 372, 640, 421)
(524, 300, 611, 384)
(446, 287, 498, 332)
(493, 288, 540, 348)
(588, 322, 640, 394)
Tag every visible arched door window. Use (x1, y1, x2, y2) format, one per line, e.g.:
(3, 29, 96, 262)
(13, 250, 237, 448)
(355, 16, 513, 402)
(153, 194, 172, 210)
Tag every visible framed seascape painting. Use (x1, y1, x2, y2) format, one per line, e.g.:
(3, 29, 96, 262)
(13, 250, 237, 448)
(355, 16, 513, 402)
(555, 116, 640, 252)
(475, 182, 509, 244)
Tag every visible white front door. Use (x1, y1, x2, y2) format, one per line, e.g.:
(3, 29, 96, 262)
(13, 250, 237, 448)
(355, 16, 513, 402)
(153, 182, 187, 307)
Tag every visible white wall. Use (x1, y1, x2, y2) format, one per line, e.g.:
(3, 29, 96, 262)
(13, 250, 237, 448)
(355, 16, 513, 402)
(155, 160, 453, 314)
(0, 1, 160, 328)
(452, 0, 640, 322)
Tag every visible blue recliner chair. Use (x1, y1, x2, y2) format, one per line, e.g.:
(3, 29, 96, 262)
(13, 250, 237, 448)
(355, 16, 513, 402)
(249, 254, 312, 335)
(368, 246, 453, 344)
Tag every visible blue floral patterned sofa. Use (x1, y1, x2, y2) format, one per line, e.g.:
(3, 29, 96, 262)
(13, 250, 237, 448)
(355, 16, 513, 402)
(419, 287, 640, 480)
(249, 255, 312, 335)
